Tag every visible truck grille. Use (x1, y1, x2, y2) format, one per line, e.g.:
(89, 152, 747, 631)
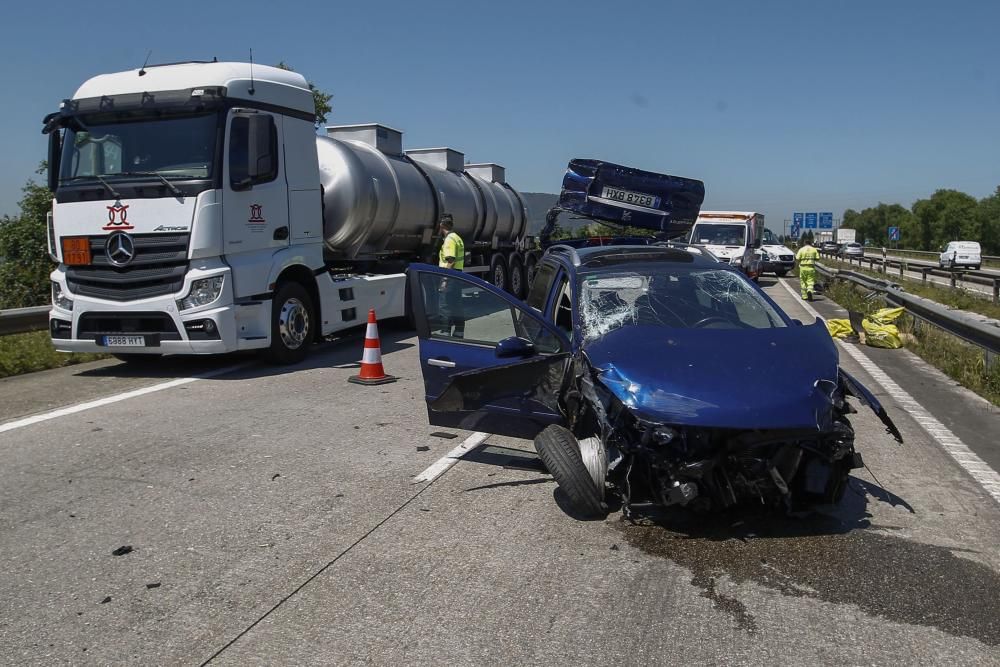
(779, 254, 794, 261)
(65, 233, 189, 302)
(77, 312, 181, 341)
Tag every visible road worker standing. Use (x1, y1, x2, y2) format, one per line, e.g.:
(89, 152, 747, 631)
(796, 238, 820, 301)
(437, 216, 466, 337)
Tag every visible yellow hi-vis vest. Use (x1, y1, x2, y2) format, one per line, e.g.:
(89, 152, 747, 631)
(440, 232, 465, 269)
(796, 245, 819, 267)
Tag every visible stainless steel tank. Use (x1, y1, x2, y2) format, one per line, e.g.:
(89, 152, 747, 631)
(317, 124, 526, 257)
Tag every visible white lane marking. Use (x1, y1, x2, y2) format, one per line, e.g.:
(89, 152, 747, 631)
(413, 431, 490, 484)
(0, 361, 254, 435)
(777, 277, 1000, 505)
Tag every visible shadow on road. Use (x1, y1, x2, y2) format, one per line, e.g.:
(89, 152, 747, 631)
(70, 325, 417, 382)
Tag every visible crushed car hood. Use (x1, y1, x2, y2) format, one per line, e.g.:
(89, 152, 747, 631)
(584, 321, 841, 430)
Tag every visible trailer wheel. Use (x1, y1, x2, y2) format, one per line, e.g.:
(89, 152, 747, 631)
(534, 425, 606, 519)
(266, 281, 314, 364)
(508, 255, 526, 299)
(525, 254, 538, 291)
(489, 254, 509, 292)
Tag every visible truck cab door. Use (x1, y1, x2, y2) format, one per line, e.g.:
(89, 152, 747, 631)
(408, 264, 572, 439)
(222, 110, 290, 298)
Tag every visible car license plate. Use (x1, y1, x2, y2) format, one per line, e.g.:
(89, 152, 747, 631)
(102, 335, 145, 347)
(601, 186, 660, 209)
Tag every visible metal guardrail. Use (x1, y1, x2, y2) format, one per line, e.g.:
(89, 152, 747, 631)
(0, 306, 50, 336)
(819, 250, 1000, 303)
(815, 263, 1000, 359)
(861, 247, 1000, 265)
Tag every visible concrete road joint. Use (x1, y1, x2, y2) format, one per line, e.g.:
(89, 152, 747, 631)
(201, 465, 444, 665)
(778, 278, 1000, 506)
(0, 361, 255, 436)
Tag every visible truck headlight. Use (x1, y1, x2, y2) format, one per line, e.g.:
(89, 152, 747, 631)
(177, 276, 224, 311)
(52, 281, 73, 311)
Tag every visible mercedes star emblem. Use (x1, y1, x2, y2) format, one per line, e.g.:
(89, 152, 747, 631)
(105, 232, 136, 267)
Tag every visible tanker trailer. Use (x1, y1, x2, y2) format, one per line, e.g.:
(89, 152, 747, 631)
(318, 124, 540, 298)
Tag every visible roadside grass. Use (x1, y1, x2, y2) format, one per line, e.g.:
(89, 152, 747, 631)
(818, 257, 1000, 321)
(821, 279, 1000, 407)
(0, 331, 107, 379)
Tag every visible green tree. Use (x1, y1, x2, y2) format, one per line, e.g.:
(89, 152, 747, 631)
(275, 62, 333, 125)
(975, 186, 1000, 255)
(0, 166, 53, 309)
(911, 189, 979, 251)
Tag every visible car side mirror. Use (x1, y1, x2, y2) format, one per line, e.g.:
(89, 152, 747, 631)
(495, 336, 536, 358)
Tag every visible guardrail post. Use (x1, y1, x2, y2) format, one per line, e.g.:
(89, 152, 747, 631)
(899, 260, 905, 278)
(922, 268, 929, 284)
(950, 272, 957, 289)
(994, 278, 999, 305)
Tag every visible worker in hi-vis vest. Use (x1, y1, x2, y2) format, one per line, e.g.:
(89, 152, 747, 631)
(796, 239, 820, 301)
(437, 216, 465, 337)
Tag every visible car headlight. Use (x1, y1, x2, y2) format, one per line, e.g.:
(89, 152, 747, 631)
(729, 257, 741, 265)
(177, 276, 224, 311)
(52, 281, 73, 311)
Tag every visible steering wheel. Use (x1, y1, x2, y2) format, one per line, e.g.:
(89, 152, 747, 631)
(691, 315, 734, 329)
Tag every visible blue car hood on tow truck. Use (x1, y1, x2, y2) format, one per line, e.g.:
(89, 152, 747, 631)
(584, 321, 841, 430)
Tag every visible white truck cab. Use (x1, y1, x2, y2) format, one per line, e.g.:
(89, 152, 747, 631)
(44, 62, 405, 362)
(687, 211, 765, 280)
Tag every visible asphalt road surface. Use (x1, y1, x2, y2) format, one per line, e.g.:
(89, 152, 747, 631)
(1, 283, 999, 665)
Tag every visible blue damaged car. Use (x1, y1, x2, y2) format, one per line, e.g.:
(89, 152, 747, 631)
(406, 245, 902, 519)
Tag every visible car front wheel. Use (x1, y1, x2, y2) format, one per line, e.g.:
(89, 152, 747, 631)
(534, 425, 606, 519)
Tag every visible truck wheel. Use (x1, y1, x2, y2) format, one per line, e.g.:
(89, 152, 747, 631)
(266, 281, 314, 364)
(508, 255, 526, 299)
(525, 254, 538, 291)
(489, 254, 509, 292)
(534, 425, 606, 519)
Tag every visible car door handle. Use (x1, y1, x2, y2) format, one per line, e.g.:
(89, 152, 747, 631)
(428, 358, 456, 368)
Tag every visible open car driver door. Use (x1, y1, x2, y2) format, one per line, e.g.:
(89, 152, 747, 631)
(407, 264, 572, 439)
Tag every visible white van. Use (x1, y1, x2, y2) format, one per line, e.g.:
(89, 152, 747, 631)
(939, 241, 982, 270)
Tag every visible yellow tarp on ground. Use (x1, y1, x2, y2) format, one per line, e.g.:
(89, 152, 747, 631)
(862, 307, 905, 349)
(826, 319, 854, 339)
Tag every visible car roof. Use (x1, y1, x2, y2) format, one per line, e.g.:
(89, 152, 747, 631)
(544, 244, 717, 270)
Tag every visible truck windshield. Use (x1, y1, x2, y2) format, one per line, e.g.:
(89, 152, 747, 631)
(578, 265, 786, 340)
(59, 112, 217, 182)
(690, 223, 747, 246)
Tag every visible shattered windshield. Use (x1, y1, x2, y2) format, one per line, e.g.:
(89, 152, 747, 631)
(59, 112, 217, 182)
(579, 265, 786, 340)
(690, 223, 747, 246)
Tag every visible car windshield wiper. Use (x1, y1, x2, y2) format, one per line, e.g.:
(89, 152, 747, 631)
(116, 171, 183, 197)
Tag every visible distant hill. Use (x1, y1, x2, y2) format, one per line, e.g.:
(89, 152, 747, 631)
(520, 192, 594, 235)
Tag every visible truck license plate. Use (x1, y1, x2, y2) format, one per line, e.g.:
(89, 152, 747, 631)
(102, 335, 145, 347)
(601, 186, 660, 209)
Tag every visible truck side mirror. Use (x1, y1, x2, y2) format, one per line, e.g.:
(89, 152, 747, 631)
(47, 130, 62, 192)
(247, 114, 274, 181)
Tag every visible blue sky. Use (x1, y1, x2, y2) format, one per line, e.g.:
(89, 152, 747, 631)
(1, 0, 998, 233)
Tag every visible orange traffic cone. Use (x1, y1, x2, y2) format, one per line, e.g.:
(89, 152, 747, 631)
(348, 309, 397, 385)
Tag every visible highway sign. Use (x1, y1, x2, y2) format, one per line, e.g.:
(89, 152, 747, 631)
(793, 212, 804, 226)
(789, 223, 801, 239)
(819, 212, 833, 229)
(805, 212, 818, 229)
(888, 226, 900, 241)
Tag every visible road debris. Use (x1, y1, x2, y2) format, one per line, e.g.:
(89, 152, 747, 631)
(111, 545, 133, 557)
